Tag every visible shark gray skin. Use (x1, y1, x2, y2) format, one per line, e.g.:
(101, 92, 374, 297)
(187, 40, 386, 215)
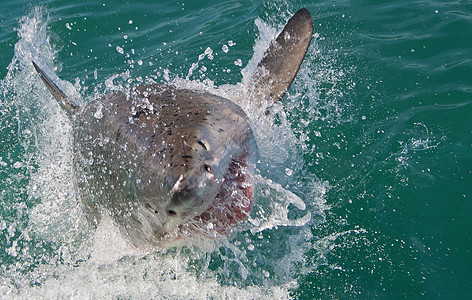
(32, 8, 313, 250)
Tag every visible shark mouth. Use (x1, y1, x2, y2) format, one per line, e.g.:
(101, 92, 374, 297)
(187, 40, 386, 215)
(170, 156, 254, 240)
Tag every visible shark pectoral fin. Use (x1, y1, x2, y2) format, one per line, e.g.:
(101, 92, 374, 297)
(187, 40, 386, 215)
(32, 61, 79, 115)
(250, 8, 314, 104)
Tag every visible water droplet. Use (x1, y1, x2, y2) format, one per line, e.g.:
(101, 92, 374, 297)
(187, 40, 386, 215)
(116, 46, 124, 54)
(93, 104, 103, 119)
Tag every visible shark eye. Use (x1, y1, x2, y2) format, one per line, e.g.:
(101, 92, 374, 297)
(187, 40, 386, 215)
(167, 210, 177, 216)
(204, 164, 211, 173)
(197, 139, 209, 151)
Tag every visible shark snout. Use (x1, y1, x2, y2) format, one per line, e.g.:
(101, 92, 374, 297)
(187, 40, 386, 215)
(164, 184, 208, 231)
(166, 163, 217, 220)
(168, 179, 195, 215)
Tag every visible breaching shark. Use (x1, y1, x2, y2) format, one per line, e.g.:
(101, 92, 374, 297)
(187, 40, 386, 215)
(32, 8, 313, 250)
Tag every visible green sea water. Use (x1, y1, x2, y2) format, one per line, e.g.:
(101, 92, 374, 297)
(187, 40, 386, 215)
(0, 0, 471, 299)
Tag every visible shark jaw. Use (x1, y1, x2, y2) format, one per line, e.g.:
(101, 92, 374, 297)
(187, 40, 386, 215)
(159, 155, 254, 244)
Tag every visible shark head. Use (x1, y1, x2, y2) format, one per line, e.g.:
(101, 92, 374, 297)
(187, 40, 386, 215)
(120, 85, 257, 240)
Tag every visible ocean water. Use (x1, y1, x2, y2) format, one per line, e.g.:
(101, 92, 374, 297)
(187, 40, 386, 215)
(0, 0, 471, 299)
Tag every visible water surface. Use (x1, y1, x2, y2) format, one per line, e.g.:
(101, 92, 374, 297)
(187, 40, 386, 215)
(0, 0, 471, 298)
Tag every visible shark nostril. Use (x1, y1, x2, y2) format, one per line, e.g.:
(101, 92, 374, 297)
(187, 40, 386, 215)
(167, 210, 177, 216)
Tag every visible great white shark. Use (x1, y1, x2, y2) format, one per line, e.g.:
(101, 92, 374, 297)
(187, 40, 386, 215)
(32, 8, 314, 250)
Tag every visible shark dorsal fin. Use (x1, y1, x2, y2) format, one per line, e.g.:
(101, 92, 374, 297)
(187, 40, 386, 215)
(32, 61, 79, 115)
(250, 8, 313, 103)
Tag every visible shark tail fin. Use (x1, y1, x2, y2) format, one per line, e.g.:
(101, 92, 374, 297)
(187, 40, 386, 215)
(250, 8, 313, 103)
(32, 61, 79, 115)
